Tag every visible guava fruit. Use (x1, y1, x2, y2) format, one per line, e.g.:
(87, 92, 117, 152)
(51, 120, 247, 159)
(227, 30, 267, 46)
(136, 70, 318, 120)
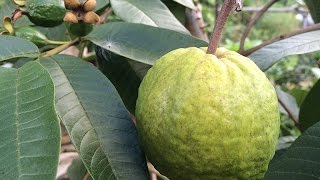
(136, 47, 280, 180)
(14, 26, 48, 47)
(26, 0, 66, 27)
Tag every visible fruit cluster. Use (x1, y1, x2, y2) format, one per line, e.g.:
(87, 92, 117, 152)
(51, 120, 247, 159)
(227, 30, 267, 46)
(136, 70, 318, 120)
(64, 0, 100, 24)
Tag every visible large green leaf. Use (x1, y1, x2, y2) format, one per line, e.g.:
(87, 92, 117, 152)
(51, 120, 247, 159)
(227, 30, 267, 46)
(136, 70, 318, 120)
(110, 0, 189, 34)
(0, 62, 60, 179)
(39, 55, 149, 180)
(264, 120, 320, 180)
(0, 36, 39, 62)
(248, 31, 320, 71)
(299, 80, 320, 130)
(96, 48, 141, 114)
(86, 22, 207, 65)
(304, 0, 320, 23)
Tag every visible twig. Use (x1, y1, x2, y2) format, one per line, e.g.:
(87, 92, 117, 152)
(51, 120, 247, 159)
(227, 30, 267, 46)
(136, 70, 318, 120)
(241, 23, 320, 56)
(207, 0, 241, 54)
(185, 1, 209, 42)
(98, 7, 113, 24)
(217, 4, 307, 13)
(239, 5, 307, 13)
(239, 0, 280, 53)
(83, 172, 90, 180)
(147, 162, 169, 180)
(278, 96, 301, 131)
(41, 38, 80, 57)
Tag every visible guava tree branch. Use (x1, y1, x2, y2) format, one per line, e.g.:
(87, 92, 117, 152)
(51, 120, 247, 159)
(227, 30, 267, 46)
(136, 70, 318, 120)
(185, 1, 209, 42)
(241, 23, 320, 56)
(239, 0, 280, 53)
(98, 7, 113, 24)
(277, 96, 301, 131)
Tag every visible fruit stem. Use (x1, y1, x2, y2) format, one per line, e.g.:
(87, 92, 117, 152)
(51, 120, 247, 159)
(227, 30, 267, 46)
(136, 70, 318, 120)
(207, 0, 242, 54)
(46, 40, 70, 45)
(41, 38, 80, 57)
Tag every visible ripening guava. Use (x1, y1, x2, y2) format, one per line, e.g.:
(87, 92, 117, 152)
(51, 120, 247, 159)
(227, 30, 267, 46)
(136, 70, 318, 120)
(136, 47, 280, 180)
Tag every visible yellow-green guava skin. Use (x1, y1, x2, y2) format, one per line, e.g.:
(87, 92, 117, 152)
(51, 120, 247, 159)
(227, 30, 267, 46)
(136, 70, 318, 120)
(136, 47, 280, 180)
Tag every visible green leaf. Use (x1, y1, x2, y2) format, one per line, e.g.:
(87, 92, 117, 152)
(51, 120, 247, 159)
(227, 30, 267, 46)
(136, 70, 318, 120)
(0, 62, 60, 179)
(110, 0, 189, 34)
(39, 55, 149, 180)
(67, 158, 92, 180)
(0, 35, 39, 62)
(248, 31, 320, 71)
(95, 0, 110, 11)
(264, 120, 320, 180)
(171, 0, 195, 9)
(162, 0, 187, 24)
(127, 60, 151, 80)
(36, 24, 71, 41)
(290, 88, 308, 107)
(86, 22, 207, 65)
(304, 0, 320, 23)
(299, 80, 320, 130)
(96, 48, 141, 114)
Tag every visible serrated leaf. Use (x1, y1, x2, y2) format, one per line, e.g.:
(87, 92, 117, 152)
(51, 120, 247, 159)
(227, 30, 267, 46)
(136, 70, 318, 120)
(0, 62, 60, 179)
(0, 35, 39, 62)
(264, 120, 320, 180)
(39, 55, 149, 180)
(248, 31, 320, 71)
(96, 48, 141, 114)
(172, 0, 195, 9)
(299, 80, 320, 130)
(304, 0, 320, 23)
(110, 0, 189, 34)
(86, 22, 207, 65)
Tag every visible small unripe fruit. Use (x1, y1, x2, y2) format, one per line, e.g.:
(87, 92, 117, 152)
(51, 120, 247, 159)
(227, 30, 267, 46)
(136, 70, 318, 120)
(64, 0, 81, 10)
(83, 0, 96, 12)
(64, 12, 78, 23)
(83, 11, 100, 24)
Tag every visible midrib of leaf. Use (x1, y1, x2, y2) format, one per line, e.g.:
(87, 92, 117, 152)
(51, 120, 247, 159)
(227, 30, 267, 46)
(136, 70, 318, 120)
(43, 57, 117, 179)
(14, 69, 21, 179)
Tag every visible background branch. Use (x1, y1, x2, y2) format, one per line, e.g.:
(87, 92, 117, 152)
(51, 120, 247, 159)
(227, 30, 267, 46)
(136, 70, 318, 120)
(278, 96, 301, 130)
(239, 0, 280, 53)
(185, 1, 209, 42)
(241, 23, 320, 56)
(98, 7, 113, 24)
